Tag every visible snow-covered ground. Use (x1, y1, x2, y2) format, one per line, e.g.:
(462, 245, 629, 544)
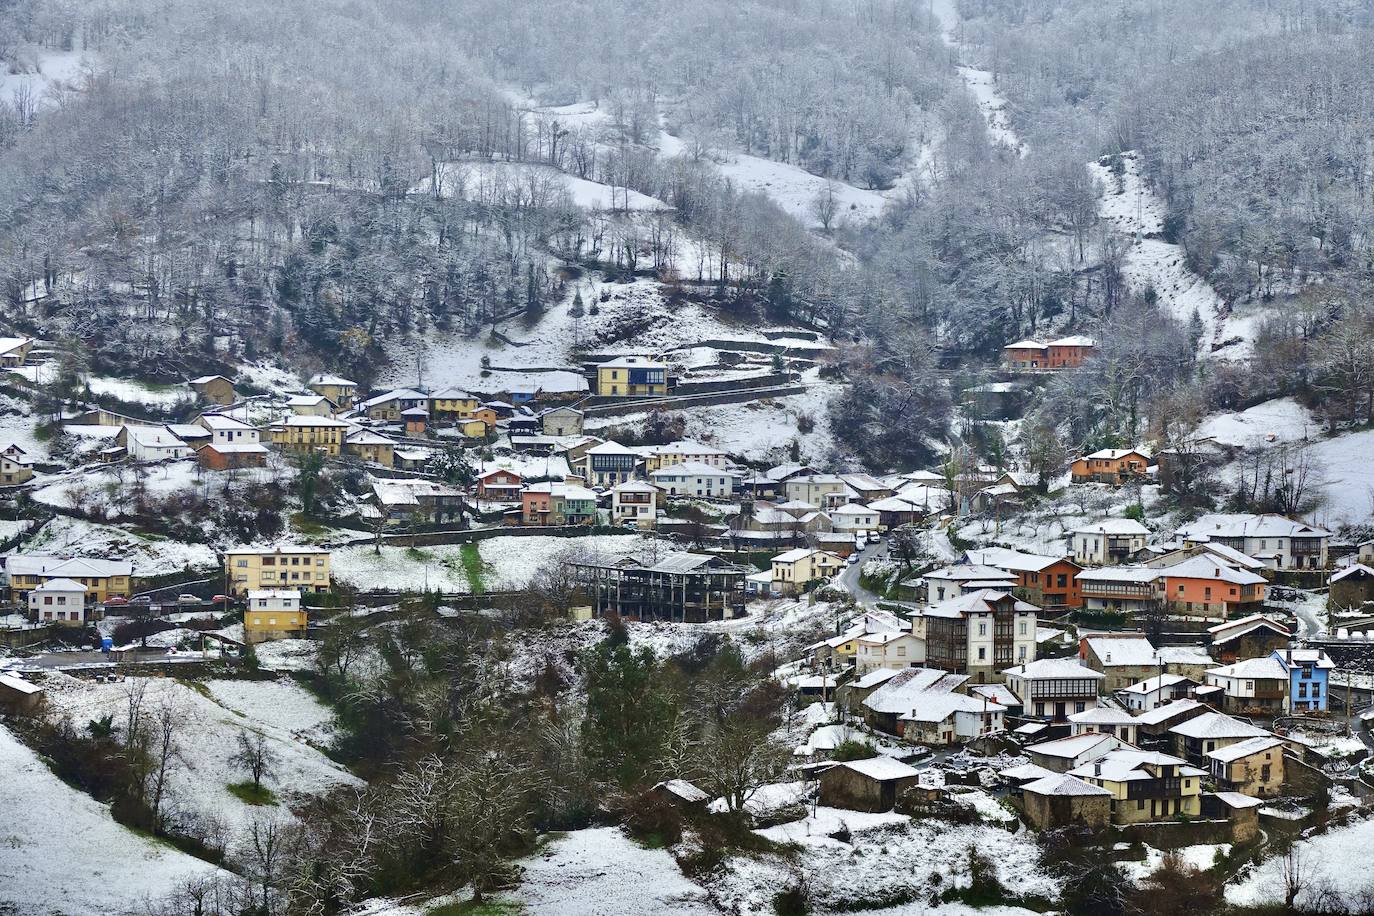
(422, 159, 671, 212)
(0, 47, 96, 110)
(203, 677, 342, 751)
(41, 673, 361, 839)
(931, 0, 1027, 158)
(83, 375, 192, 408)
(1302, 428, 1374, 528)
(17, 515, 217, 577)
(0, 723, 223, 916)
(1122, 843, 1230, 882)
(1196, 397, 1316, 448)
(711, 149, 887, 228)
(1226, 816, 1374, 908)
(512, 827, 718, 915)
(331, 534, 649, 593)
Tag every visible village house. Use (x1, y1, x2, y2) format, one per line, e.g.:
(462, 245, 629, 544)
(243, 589, 307, 643)
(1134, 698, 1208, 743)
(971, 682, 1022, 717)
(648, 779, 710, 812)
(188, 374, 236, 405)
(1175, 513, 1330, 571)
(965, 547, 1083, 610)
(1169, 711, 1273, 763)
(648, 462, 739, 498)
(1076, 566, 1158, 614)
(475, 468, 523, 502)
(521, 482, 598, 526)
(308, 374, 358, 409)
(1272, 648, 1333, 713)
(360, 389, 429, 422)
(1068, 749, 1205, 823)
(900, 692, 1005, 746)
(402, 407, 429, 435)
(1205, 656, 1290, 715)
(223, 547, 331, 596)
(1207, 614, 1292, 663)
(1071, 518, 1150, 566)
(195, 413, 269, 470)
(853, 630, 925, 674)
(583, 441, 639, 487)
(1004, 657, 1105, 721)
(567, 552, 747, 622)
(1206, 736, 1285, 797)
(611, 479, 658, 527)
(917, 590, 1039, 683)
(118, 425, 192, 462)
(369, 478, 466, 526)
(860, 667, 967, 734)
(595, 355, 668, 397)
(783, 474, 850, 508)
(1081, 633, 1168, 691)
(394, 447, 431, 472)
(1329, 564, 1374, 611)
(1153, 555, 1267, 619)
(28, 578, 89, 626)
(287, 394, 335, 416)
(1018, 773, 1113, 830)
(727, 502, 832, 545)
(770, 548, 846, 596)
(0, 444, 34, 486)
(1001, 335, 1097, 370)
(838, 473, 895, 503)
(918, 564, 1018, 603)
(1068, 706, 1139, 745)
(867, 494, 930, 530)
(819, 757, 921, 812)
(1025, 732, 1125, 773)
(811, 610, 907, 671)
(0, 672, 44, 716)
(269, 415, 349, 456)
(0, 336, 35, 367)
(430, 387, 480, 421)
(1120, 674, 1199, 712)
(829, 502, 880, 536)
(643, 440, 729, 472)
(344, 429, 396, 467)
(6, 556, 134, 606)
(1070, 448, 1151, 485)
(540, 406, 584, 437)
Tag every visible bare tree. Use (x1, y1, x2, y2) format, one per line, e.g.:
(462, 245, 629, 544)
(809, 182, 839, 233)
(240, 814, 292, 916)
(146, 700, 184, 833)
(231, 730, 277, 791)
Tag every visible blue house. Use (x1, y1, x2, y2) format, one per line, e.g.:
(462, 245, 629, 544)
(1271, 648, 1334, 713)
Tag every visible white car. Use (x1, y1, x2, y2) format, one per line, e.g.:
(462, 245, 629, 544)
(176, 594, 200, 604)
(845, 554, 859, 565)
(868, 531, 882, 543)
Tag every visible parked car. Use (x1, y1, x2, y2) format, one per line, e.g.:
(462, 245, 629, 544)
(176, 594, 200, 604)
(211, 594, 229, 604)
(104, 596, 129, 607)
(130, 596, 151, 606)
(868, 531, 882, 543)
(846, 554, 859, 566)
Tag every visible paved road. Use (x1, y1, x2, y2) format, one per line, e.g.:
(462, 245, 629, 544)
(837, 537, 891, 607)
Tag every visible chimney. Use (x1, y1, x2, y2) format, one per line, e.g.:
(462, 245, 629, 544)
(1094, 761, 1102, 777)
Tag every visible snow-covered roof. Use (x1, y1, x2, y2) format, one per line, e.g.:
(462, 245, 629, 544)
(124, 425, 190, 450)
(1205, 736, 1284, 762)
(862, 668, 966, 715)
(1176, 513, 1331, 541)
(1068, 749, 1203, 782)
(31, 577, 87, 593)
(0, 673, 41, 695)
(772, 548, 840, 565)
(1049, 335, 1096, 347)
(1332, 564, 1374, 583)
(309, 374, 357, 387)
(964, 546, 1063, 573)
(198, 413, 254, 432)
(1084, 635, 1157, 667)
(998, 762, 1059, 782)
(1208, 613, 1290, 642)
(832, 756, 920, 782)
(1004, 658, 1104, 681)
(1021, 773, 1112, 797)
(1277, 649, 1335, 670)
(1157, 555, 1267, 586)
(1076, 566, 1159, 584)
(279, 415, 348, 427)
(649, 461, 738, 477)
(1004, 339, 1048, 351)
(345, 429, 394, 446)
(188, 374, 231, 385)
(0, 336, 33, 355)
(600, 355, 665, 369)
(287, 394, 330, 407)
(829, 502, 875, 516)
(586, 441, 639, 456)
(851, 668, 902, 689)
(1026, 733, 1119, 759)
(1082, 448, 1150, 460)
(924, 563, 1013, 582)
(1133, 698, 1204, 726)
(6, 555, 134, 578)
(1211, 790, 1264, 809)
(1068, 707, 1137, 726)
(921, 589, 1036, 620)
(899, 692, 1004, 723)
(1122, 673, 1193, 695)
(1073, 518, 1149, 536)
(970, 683, 1020, 706)
(1169, 712, 1271, 741)
(653, 779, 709, 803)
(1154, 645, 1212, 665)
(1207, 657, 1288, 681)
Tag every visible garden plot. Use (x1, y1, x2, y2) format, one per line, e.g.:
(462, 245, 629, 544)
(40, 673, 361, 840)
(1226, 815, 1374, 908)
(0, 723, 224, 916)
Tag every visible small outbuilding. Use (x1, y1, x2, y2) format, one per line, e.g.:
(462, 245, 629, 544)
(0, 672, 43, 715)
(1019, 772, 1112, 830)
(818, 756, 920, 812)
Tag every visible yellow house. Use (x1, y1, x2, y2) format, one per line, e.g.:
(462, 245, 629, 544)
(1, 445, 34, 486)
(287, 394, 336, 417)
(770, 548, 846, 596)
(460, 417, 491, 438)
(1066, 749, 1205, 824)
(308, 374, 359, 409)
(344, 429, 396, 466)
(244, 589, 308, 643)
(0, 337, 34, 367)
(189, 375, 236, 405)
(431, 387, 480, 420)
(270, 416, 349, 456)
(595, 356, 668, 397)
(224, 547, 332, 596)
(6, 555, 134, 605)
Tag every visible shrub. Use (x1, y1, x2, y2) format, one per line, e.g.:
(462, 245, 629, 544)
(831, 739, 877, 762)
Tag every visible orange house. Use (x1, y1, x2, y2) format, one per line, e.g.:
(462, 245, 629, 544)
(1046, 335, 1096, 368)
(1018, 558, 1085, 610)
(1003, 340, 1049, 369)
(1071, 449, 1151, 485)
(1156, 557, 1267, 620)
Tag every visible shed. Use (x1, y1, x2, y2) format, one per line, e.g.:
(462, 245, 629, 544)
(818, 756, 920, 812)
(1019, 773, 1112, 830)
(0, 672, 44, 714)
(649, 779, 710, 811)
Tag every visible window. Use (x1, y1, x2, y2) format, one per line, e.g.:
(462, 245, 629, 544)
(978, 622, 987, 636)
(1019, 621, 1027, 635)
(1075, 702, 1086, 713)
(978, 647, 986, 660)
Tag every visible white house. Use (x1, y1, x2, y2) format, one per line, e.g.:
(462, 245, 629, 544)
(899, 693, 1005, 746)
(647, 440, 729, 470)
(853, 630, 926, 673)
(1003, 657, 1105, 721)
(120, 425, 193, 462)
(611, 479, 659, 527)
(1120, 673, 1198, 712)
(648, 462, 740, 498)
(197, 413, 262, 449)
(829, 502, 880, 535)
(1205, 656, 1290, 714)
(1175, 513, 1330, 571)
(29, 578, 88, 626)
(1068, 706, 1139, 745)
(1071, 518, 1150, 566)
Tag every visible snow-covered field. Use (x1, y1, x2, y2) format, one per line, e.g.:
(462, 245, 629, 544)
(711, 149, 887, 228)
(203, 677, 342, 750)
(0, 723, 223, 916)
(1226, 816, 1374, 908)
(331, 533, 649, 592)
(1302, 428, 1374, 528)
(84, 374, 192, 408)
(18, 515, 218, 576)
(513, 827, 718, 915)
(0, 47, 96, 110)
(41, 673, 361, 839)
(424, 159, 671, 212)
(1197, 397, 1315, 448)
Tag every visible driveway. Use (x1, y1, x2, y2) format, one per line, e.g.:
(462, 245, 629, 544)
(836, 537, 891, 606)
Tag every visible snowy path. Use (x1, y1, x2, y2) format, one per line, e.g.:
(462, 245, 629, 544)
(930, 0, 1027, 157)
